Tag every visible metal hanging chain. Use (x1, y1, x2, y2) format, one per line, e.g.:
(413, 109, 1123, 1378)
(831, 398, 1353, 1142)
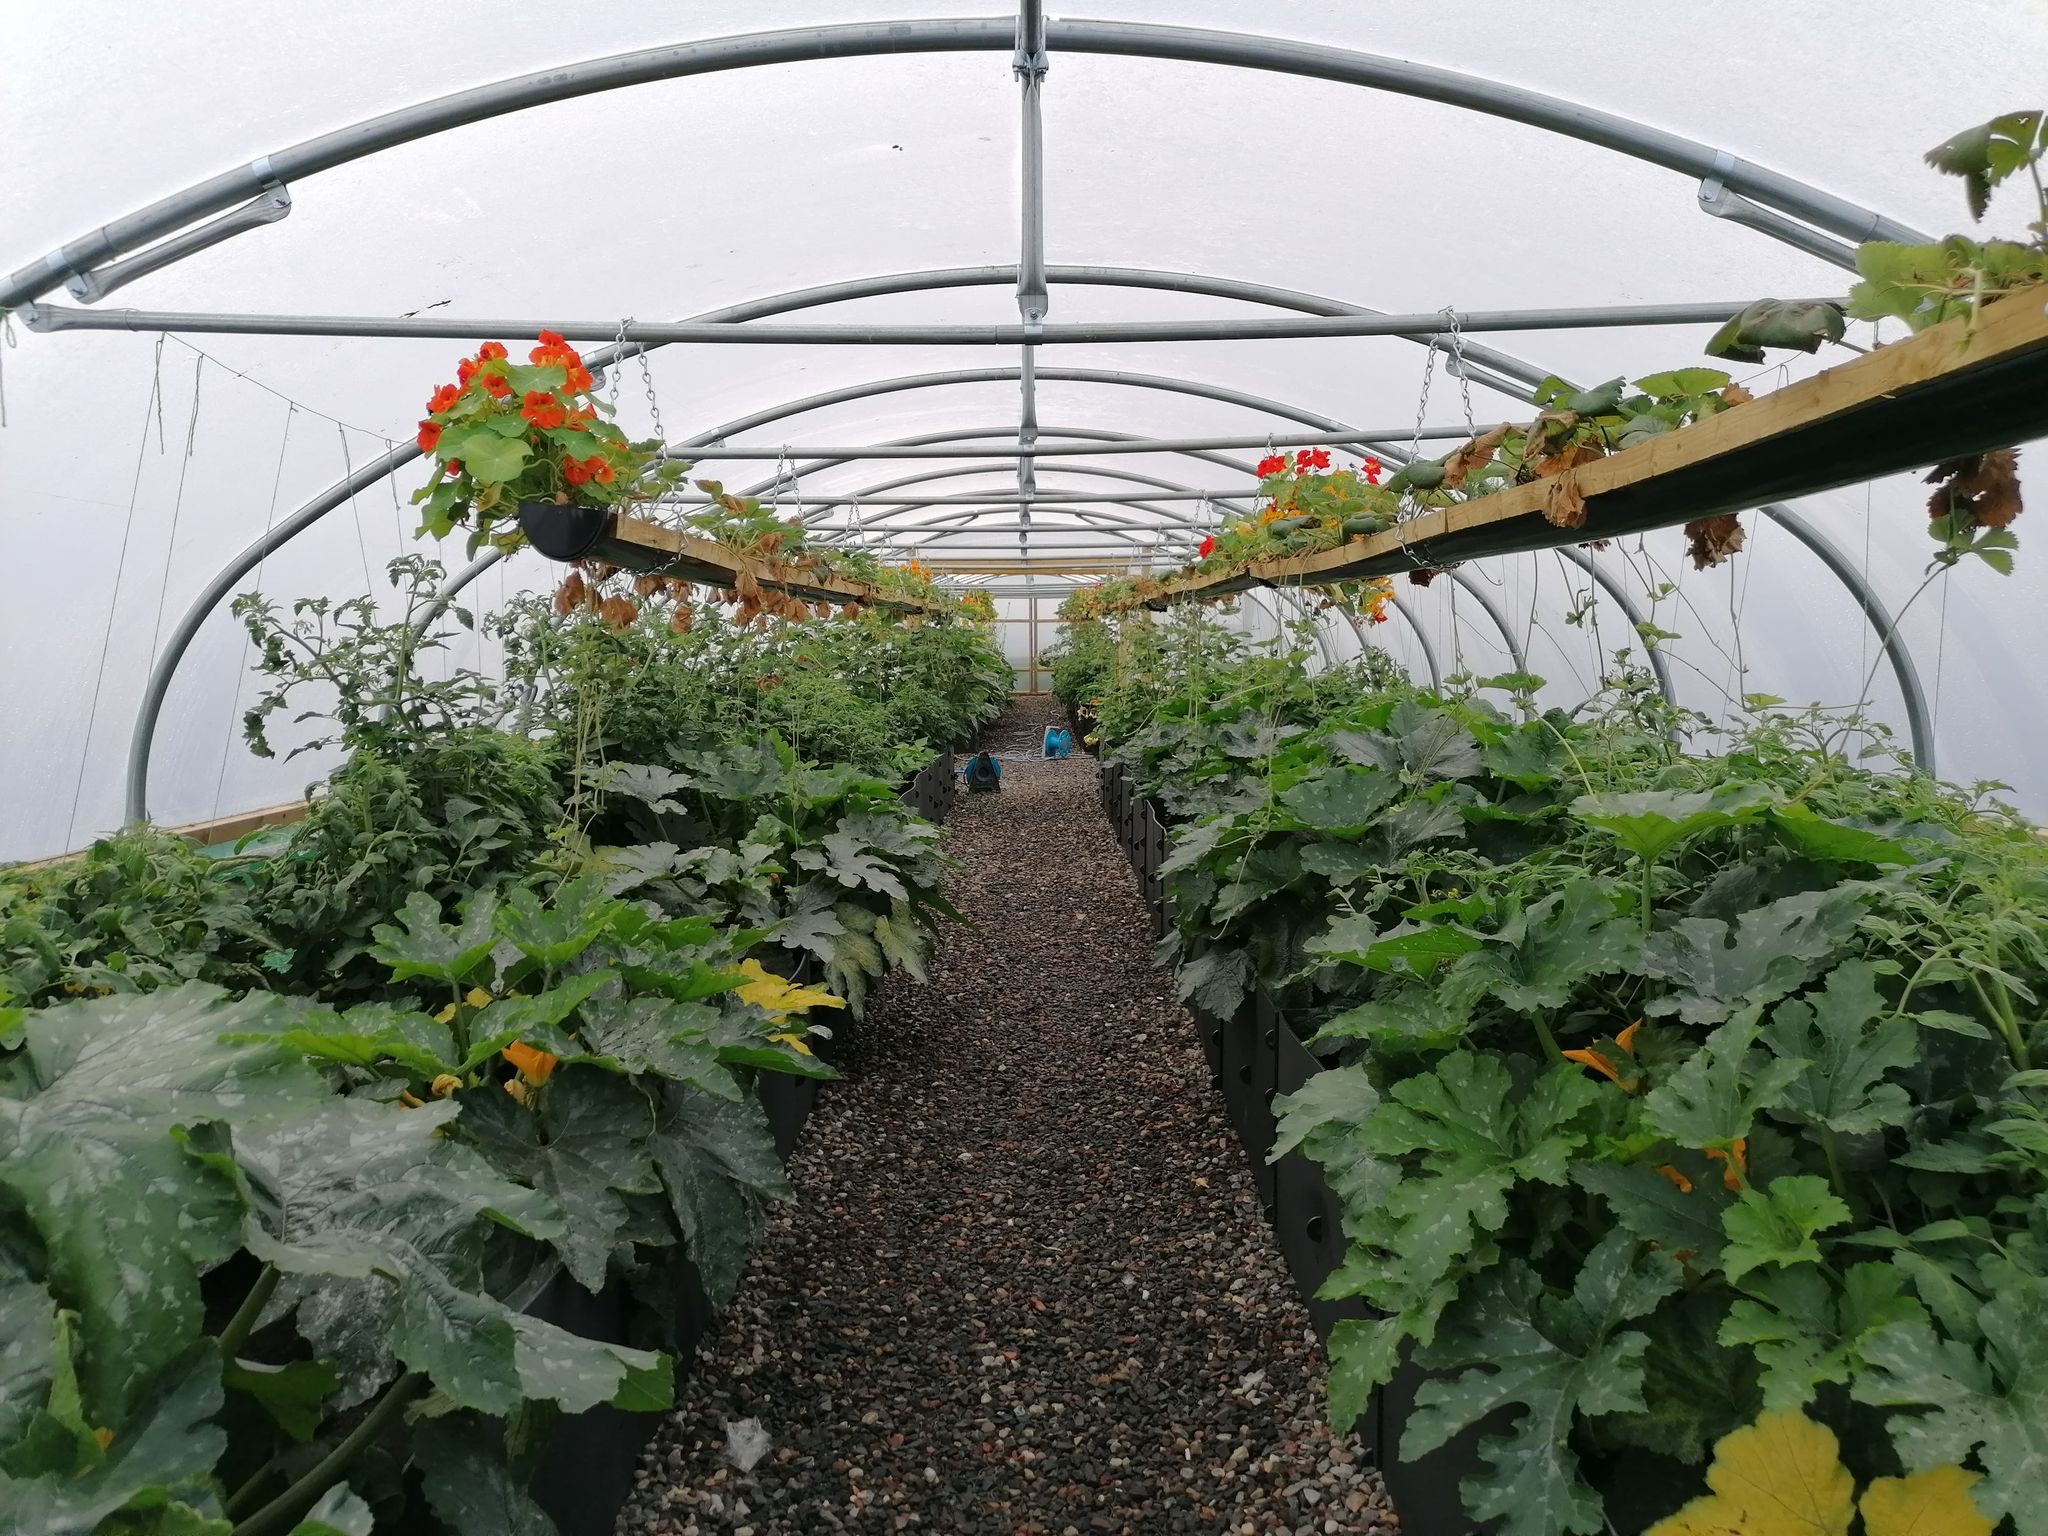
(1442, 306, 1477, 436)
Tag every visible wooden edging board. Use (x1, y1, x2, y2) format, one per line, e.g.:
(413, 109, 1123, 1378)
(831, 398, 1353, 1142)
(1145, 283, 2048, 606)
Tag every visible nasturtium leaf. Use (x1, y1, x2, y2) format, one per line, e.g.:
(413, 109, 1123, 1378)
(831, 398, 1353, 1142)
(496, 879, 621, 970)
(1640, 886, 1864, 1025)
(1719, 1263, 1925, 1412)
(1761, 961, 1917, 1135)
(1633, 367, 1733, 398)
(1571, 784, 1773, 864)
(1573, 1163, 1732, 1269)
(1853, 1277, 2048, 1534)
(1721, 1176, 1852, 1284)
(288, 1484, 377, 1536)
(1645, 1409, 1854, 1536)
(1858, 1464, 1995, 1536)
(1405, 1233, 1682, 1536)
(414, 1411, 559, 1536)
(0, 986, 322, 1424)
(460, 1070, 660, 1293)
(221, 1357, 340, 1443)
(0, 1345, 226, 1536)
(1462, 879, 1641, 1013)
(369, 890, 500, 984)
(1172, 947, 1250, 1021)
(1278, 767, 1401, 831)
(445, 430, 530, 483)
(1644, 1016, 1805, 1151)
(647, 1083, 790, 1307)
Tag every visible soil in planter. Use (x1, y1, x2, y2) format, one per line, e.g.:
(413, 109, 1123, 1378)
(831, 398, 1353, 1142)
(619, 696, 1396, 1536)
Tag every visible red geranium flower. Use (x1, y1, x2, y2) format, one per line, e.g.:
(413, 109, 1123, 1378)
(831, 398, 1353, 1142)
(417, 420, 441, 453)
(1305, 447, 1332, 470)
(1198, 535, 1217, 558)
(1256, 454, 1288, 477)
(426, 383, 461, 413)
(521, 391, 567, 429)
(478, 341, 509, 361)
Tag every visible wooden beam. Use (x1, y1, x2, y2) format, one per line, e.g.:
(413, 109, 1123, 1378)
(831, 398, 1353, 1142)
(1149, 286, 2048, 604)
(588, 513, 948, 613)
(13, 800, 308, 873)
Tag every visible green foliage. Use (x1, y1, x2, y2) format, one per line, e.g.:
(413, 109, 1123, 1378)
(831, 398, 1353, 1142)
(1081, 615, 2048, 1533)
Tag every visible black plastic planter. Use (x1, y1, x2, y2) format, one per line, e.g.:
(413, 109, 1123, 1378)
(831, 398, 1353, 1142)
(1271, 1020, 1373, 1349)
(517, 499, 612, 560)
(529, 1256, 717, 1536)
(1218, 997, 1278, 1214)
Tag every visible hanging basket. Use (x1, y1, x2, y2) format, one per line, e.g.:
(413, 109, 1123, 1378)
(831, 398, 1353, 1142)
(518, 499, 612, 561)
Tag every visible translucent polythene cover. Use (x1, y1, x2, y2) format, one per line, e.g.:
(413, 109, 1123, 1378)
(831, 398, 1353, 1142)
(3, 1, 2046, 859)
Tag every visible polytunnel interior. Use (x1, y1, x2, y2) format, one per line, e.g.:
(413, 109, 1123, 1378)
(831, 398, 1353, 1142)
(5, 7, 2048, 1536)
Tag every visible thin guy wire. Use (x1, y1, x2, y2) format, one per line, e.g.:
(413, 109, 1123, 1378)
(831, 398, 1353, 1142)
(212, 404, 298, 820)
(64, 345, 166, 849)
(145, 353, 206, 681)
(337, 425, 378, 599)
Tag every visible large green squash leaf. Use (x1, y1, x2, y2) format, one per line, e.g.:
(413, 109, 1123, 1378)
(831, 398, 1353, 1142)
(414, 1412, 558, 1536)
(1277, 768, 1401, 832)
(1572, 785, 1773, 864)
(1760, 961, 1918, 1135)
(1644, 1016, 1806, 1152)
(1405, 1233, 1682, 1536)
(461, 1069, 660, 1292)
(646, 1084, 791, 1307)
(0, 1345, 226, 1536)
(1459, 879, 1640, 1013)
(227, 1096, 665, 1416)
(1640, 887, 1863, 1025)
(368, 890, 500, 984)
(1854, 1276, 2048, 1534)
(1720, 1263, 1925, 1412)
(0, 986, 322, 1423)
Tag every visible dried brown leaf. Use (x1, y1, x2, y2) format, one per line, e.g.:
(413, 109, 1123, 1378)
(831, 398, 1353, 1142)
(1927, 449, 2023, 529)
(1683, 514, 1746, 570)
(1441, 422, 1512, 490)
(1721, 381, 1755, 407)
(1543, 472, 1589, 529)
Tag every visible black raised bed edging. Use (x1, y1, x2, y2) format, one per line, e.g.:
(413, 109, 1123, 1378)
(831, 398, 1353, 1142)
(527, 747, 957, 1536)
(1106, 762, 1496, 1536)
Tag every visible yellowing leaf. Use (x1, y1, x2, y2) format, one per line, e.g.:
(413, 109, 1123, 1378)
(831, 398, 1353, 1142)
(464, 986, 494, 1008)
(730, 958, 847, 1020)
(434, 1001, 459, 1024)
(1859, 1466, 1993, 1536)
(1648, 1411, 1852, 1536)
(768, 1031, 815, 1056)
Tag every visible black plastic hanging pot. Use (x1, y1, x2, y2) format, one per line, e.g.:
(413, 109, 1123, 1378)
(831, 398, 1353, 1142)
(518, 499, 612, 561)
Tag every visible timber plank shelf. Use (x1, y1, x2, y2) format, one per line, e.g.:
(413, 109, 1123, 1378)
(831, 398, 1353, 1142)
(1149, 284, 2048, 606)
(518, 504, 948, 613)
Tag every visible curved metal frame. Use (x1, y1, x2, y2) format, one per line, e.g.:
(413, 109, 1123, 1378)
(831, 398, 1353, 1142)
(1553, 546, 1680, 710)
(127, 262, 1932, 824)
(6, 17, 1922, 310)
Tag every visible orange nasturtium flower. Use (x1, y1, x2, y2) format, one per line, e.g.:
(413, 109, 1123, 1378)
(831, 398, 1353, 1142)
(416, 420, 442, 453)
(478, 341, 508, 361)
(426, 383, 461, 413)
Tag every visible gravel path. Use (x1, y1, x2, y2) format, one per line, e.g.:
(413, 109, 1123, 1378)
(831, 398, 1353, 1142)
(619, 697, 1398, 1536)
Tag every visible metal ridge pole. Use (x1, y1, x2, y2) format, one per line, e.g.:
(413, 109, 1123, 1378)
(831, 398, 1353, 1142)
(681, 428, 1466, 461)
(2, 18, 1920, 311)
(20, 298, 1829, 344)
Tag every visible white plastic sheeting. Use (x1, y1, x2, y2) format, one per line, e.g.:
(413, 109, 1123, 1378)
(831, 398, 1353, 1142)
(4, 2, 2046, 859)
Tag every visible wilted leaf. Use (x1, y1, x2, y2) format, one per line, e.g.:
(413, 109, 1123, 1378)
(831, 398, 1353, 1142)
(1705, 298, 1846, 364)
(1646, 1409, 1854, 1536)
(1684, 514, 1746, 570)
(1543, 473, 1588, 530)
(1926, 450, 2022, 530)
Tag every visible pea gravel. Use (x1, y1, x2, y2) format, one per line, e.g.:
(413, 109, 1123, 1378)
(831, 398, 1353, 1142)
(618, 698, 1399, 1536)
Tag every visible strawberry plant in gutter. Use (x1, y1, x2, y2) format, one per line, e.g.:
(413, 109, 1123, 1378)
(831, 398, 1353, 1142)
(0, 555, 1005, 1533)
(1059, 606, 2048, 1536)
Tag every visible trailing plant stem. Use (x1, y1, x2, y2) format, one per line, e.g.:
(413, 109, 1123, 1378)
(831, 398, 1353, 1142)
(230, 1371, 428, 1536)
(216, 1263, 280, 1364)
